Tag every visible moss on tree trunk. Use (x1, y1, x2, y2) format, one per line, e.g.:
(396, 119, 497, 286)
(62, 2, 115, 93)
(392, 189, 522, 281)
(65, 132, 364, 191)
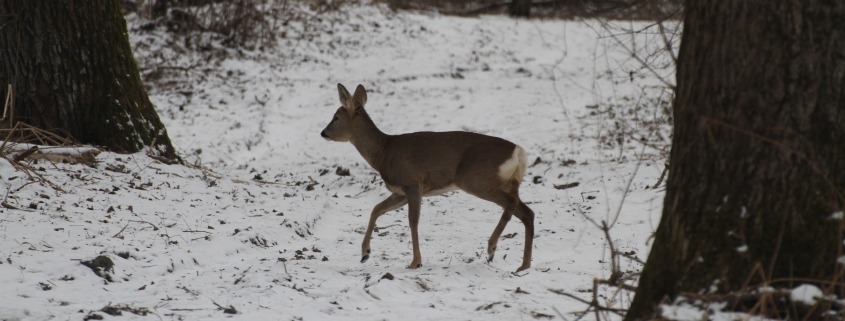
(626, 1, 845, 319)
(0, 0, 178, 160)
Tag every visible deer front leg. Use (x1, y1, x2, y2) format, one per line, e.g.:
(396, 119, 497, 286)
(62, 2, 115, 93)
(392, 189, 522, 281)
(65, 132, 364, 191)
(404, 188, 423, 269)
(362, 193, 407, 263)
(515, 200, 535, 272)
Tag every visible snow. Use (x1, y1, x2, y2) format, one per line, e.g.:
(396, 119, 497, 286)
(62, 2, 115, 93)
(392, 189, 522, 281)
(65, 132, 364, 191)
(660, 303, 705, 321)
(0, 4, 673, 320)
(0, 159, 15, 196)
(790, 284, 823, 305)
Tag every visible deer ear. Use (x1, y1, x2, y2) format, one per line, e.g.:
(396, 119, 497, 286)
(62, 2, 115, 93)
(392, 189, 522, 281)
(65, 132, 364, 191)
(352, 84, 367, 108)
(337, 83, 352, 107)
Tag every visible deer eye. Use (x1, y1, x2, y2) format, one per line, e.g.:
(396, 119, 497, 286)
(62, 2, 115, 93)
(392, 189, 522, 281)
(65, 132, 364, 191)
(332, 116, 339, 122)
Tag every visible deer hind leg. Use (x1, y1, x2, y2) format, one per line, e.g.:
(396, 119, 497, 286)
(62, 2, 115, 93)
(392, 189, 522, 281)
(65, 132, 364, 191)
(487, 197, 516, 263)
(456, 184, 517, 264)
(460, 180, 533, 272)
(362, 193, 407, 263)
(513, 200, 535, 272)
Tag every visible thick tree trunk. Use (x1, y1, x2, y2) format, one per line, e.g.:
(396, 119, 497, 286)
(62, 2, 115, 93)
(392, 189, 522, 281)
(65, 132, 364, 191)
(626, 1, 845, 319)
(509, 0, 531, 17)
(0, 0, 178, 160)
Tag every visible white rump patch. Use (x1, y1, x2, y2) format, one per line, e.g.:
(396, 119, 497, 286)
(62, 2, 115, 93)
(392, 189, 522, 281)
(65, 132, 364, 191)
(498, 145, 527, 181)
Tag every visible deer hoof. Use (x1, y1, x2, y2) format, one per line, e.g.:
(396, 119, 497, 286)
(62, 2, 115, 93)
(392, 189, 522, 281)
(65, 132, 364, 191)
(361, 255, 369, 263)
(487, 253, 495, 263)
(407, 262, 422, 269)
(515, 264, 530, 273)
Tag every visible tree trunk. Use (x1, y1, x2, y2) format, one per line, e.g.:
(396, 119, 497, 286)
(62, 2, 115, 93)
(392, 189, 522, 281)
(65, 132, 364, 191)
(0, 0, 178, 160)
(509, 0, 531, 17)
(626, 1, 845, 319)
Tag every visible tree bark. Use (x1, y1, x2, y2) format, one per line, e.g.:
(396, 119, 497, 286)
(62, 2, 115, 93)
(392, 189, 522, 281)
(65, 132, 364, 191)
(626, 0, 845, 319)
(0, 0, 178, 160)
(509, 0, 531, 17)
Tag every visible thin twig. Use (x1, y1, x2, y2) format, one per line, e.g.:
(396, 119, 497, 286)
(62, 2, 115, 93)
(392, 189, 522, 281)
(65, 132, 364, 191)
(1, 84, 12, 127)
(548, 288, 628, 317)
(112, 223, 130, 239)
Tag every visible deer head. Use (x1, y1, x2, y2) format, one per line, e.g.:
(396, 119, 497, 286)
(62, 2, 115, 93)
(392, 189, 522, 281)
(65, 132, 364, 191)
(320, 84, 368, 142)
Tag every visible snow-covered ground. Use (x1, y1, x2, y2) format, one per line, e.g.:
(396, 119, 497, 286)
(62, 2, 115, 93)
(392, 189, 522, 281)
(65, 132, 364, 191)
(0, 4, 673, 320)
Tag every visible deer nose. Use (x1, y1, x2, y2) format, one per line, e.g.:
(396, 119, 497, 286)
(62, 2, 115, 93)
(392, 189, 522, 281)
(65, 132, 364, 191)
(320, 130, 329, 139)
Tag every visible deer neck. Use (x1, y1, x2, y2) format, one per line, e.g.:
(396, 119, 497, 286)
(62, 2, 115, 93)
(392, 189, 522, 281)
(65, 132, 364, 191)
(349, 112, 389, 170)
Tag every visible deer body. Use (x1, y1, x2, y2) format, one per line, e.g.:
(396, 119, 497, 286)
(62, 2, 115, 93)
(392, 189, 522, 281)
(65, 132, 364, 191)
(322, 84, 534, 272)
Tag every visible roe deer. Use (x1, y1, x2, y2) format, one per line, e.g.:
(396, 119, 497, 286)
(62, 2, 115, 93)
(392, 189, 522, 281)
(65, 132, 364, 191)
(321, 84, 535, 272)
